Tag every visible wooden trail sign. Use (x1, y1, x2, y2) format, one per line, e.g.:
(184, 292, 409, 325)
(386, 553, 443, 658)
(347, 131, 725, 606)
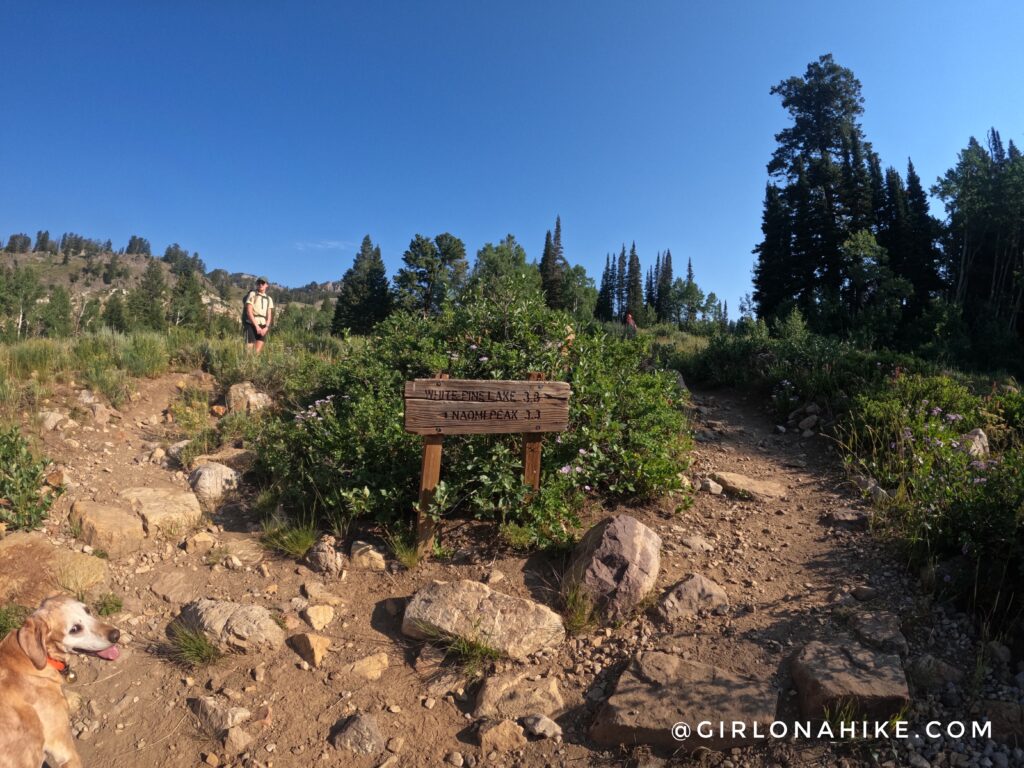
(405, 374, 572, 556)
(404, 378, 571, 435)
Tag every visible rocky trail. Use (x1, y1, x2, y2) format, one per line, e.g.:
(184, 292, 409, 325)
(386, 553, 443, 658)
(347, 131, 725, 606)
(2, 375, 1019, 768)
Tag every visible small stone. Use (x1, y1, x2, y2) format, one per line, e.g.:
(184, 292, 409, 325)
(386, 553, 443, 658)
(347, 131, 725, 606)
(387, 736, 405, 753)
(203, 753, 221, 766)
(445, 751, 464, 767)
(522, 714, 562, 739)
(224, 554, 244, 570)
(479, 719, 527, 752)
(289, 633, 331, 667)
(329, 713, 383, 755)
(701, 478, 723, 495)
(387, 704, 401, 713)
(301, 605, 335, 631)
(423, 697, 436, 710)
(223, 726, 253, 755)
(350, 540, 387, 570)
(343, 652, 389, 681)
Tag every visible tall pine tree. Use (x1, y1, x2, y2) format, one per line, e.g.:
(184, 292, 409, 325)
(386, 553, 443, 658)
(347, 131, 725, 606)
(332, 235, 392, 334)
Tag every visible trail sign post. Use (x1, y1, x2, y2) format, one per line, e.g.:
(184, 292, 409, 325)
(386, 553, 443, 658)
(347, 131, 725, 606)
(404, 373, 572, 556)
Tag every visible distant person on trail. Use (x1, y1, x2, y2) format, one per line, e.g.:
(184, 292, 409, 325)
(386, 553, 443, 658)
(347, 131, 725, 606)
(243, 277, 274, 353)
(624, 311, 637, 338)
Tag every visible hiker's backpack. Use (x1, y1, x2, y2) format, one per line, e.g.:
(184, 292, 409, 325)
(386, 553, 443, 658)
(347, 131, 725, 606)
(241, 290, 255, 323)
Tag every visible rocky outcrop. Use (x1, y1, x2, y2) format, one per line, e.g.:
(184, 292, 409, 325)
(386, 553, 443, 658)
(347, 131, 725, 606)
(591, 652, 777, 752)
(306, 536, 345, 576)
(564, 515, 661, 622)
(402, 580, 565, 660)
(180, 599, 285, 653)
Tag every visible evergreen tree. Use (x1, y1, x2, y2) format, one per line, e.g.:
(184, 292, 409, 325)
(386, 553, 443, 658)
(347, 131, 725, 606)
(126, 235, 151, 256)
(625, 242, 644, 320)
(615, 246, 627, 318)
(4, 234, 31, 253)
(656, 249, 674, 322)
(465, 234, 540, 300)
(332, 235, 393, 334)
(34, 230, 52, 253)
(169, 269, 205, 327)
(594, 254, 615, 322)
(128, 261, 167, 331)
(903, 159, 942, 314)
(102, 293, 129, 332)
(539, 219, 566, 310)
(395, 233, 467, 316)
(40, 286, 72, 337)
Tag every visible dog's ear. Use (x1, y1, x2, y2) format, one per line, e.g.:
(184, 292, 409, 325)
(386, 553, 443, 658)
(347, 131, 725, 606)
(17, 616, 49, 670)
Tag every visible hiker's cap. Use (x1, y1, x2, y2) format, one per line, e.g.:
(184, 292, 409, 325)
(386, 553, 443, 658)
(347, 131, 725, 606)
(256, 276, 269, 285)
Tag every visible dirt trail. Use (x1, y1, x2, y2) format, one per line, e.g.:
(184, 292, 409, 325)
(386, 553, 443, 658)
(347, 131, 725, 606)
(2, 379, 942, 768)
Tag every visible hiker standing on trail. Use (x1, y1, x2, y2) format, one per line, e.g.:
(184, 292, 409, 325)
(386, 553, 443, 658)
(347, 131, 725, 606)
(243, 277, 274, 353)
(624, 311, 637, 338)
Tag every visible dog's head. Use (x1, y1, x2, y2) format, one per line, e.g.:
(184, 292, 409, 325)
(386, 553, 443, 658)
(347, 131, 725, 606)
(16, 595, 121, 671)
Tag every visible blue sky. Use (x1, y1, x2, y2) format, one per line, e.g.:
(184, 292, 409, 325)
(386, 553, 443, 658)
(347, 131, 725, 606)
(2, 1, 1023, 313)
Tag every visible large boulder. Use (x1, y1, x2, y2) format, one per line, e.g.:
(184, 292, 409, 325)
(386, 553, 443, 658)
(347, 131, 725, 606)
(711, 471, 787, 500)
(564, 515, 661, 622)
(179, 599, 285, 654)
(70, 500, 145, 557)
(591, 652, 777, 752)
(188, 463, 241, 514)
(656, 574, 728, 622)
(791, 638, 909, 720)
(402, 580, 565, 660)
(120, 487, 203, 537)
(227, 382, 272, 415)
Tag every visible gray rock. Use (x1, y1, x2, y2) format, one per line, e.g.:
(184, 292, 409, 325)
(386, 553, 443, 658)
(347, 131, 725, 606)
(189, 696, 250, 735)
(791, 637, 909, 720)
(825, 509, 870, 530)
(564, 515, 661, 622)
(180, 599, 285, 653)
(701, 478, 723, 495)
(591, 652, 777, 752)
(850, 611, 909, 656)
(188, 463, 240, 514)
(329, 712, 383, 755)
(150, 570, 197, 604)
(306, 536, 344, 576)
(798, 414, 819, 430)
(40, 411, 65, 431)
(227, 382, 272, 415)
(402, 580, 564, 660)
(908, 655, 965, 693)
(657, 574, 728, 621)
(522, 714, 561, 739)
(680, 535, 714, 553)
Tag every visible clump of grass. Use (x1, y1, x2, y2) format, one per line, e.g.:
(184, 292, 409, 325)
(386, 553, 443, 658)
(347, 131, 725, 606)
(94, 593, 123, 616)
(560, 579, 596, 635)
(499, 522, 536, 551)
(118, 333, 168, 377)
(444, 635, 501, 678)
(384, 526, 421, 570)
(81, 360, 130, 407)
(167, 621, 222, 667)
(169, 386, 210, 436)
(203, 546, 228, 566)
(177, 427, 222, 468)
(261, 518, 318, 559)
(0, 604, 30, 638)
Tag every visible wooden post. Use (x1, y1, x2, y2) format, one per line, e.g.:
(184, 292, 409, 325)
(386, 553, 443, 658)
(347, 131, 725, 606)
(522, 372, 545, 493)
(416, 373, 448, 557)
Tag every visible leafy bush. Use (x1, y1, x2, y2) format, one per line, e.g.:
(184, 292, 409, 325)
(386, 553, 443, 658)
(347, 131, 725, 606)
(251, 293, 691, 546)
(0, 427, 57, 530)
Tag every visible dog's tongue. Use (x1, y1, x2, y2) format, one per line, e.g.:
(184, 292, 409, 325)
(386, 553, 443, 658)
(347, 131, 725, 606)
(96, 645, 120, 661)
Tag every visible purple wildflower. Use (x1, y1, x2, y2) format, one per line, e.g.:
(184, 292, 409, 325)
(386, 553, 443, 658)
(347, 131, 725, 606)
(558, 465, 571, 475)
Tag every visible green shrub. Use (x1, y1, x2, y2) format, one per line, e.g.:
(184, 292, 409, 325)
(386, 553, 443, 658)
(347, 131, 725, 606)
(251, 294, 690, 547)
(0, 427, 57, 530)
(118, 333, 168, 377)
(170, 386, 210, 436)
